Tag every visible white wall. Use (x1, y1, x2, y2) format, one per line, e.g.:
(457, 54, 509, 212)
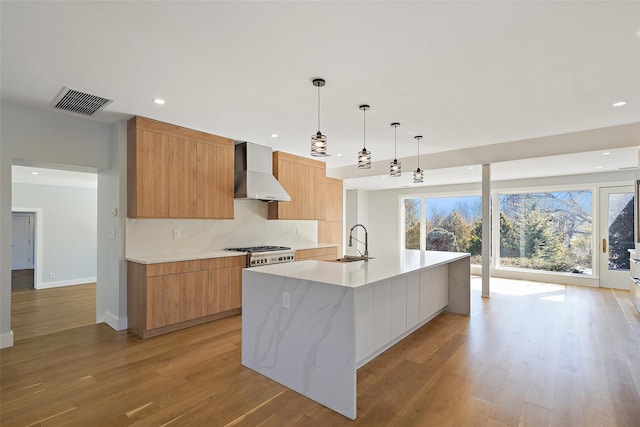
(12, 183, 97, 288)
(127, 200, 317, 258)
(0, 100, 119, 348)
(344, 189, 369, 256)
(96, 120, 128, 330)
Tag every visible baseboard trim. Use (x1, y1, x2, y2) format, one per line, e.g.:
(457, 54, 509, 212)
(103, 311, 127, 331)
(0, 330, 14, 349)
(37, 276, 97, 289)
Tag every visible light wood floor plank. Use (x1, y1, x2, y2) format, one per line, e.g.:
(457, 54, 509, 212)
(2, 277, 639, 426)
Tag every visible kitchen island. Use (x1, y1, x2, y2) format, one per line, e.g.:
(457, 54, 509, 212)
(241, 250, 470, 419)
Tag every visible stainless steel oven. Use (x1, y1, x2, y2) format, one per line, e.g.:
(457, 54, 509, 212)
(225, 246, 295, 267)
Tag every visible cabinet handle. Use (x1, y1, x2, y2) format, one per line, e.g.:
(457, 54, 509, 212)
(602, 239, 606, 253)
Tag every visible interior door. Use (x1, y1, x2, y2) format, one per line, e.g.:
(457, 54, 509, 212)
(599, 186, 634, 289)
(12, 212, 35, 270)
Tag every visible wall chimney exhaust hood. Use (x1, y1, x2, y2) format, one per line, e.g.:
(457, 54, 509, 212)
(234, 141, 291, 202)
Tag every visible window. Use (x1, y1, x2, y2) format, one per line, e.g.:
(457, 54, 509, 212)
(401, 194, 482, 265)
(497, 190, 593, 275)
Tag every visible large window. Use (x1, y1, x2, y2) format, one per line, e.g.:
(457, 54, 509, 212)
(401, 189, 594, 276)
(402, 195, 482, 264)
(498, 190, 593, 274)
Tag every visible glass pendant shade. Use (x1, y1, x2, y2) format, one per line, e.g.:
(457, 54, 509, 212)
(358, 148, 371, 169)
(413, 167, 423, 183)
(311, 131, 327, 157)
(357, 104, 371, 169)
(310, 78, 327, 157)
(390, 158, 401, 177)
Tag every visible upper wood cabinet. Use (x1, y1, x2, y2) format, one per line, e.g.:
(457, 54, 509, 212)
(318, 177, 344, 258)
(268, 151, 326, 220)
(127, 116, 234, 219)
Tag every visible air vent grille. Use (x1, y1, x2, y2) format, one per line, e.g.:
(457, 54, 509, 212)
(52, 87, 113, 116)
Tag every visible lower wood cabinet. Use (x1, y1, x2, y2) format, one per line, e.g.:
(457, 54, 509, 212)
(128, 255, 245, 338)
(295, 246, 338, 261)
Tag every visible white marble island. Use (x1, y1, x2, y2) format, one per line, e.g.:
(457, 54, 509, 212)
(241, 250, 470, 419)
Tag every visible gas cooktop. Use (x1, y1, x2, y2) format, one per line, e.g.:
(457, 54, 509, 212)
(225, 246, 291, 253)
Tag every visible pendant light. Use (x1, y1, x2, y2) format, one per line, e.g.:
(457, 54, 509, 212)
(413, 135, 423, 183)
(357, 104, 371, 169)
(310, 78, 327, 157)
(390, 122, 401, 177)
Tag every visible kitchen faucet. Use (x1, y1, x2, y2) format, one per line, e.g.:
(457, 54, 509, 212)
(348, 224, 369, 261)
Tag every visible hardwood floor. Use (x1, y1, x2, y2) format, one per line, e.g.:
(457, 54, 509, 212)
(11, 283, 96, 342)
(11, 269, 34, 291)
(1, 278, 638, 426)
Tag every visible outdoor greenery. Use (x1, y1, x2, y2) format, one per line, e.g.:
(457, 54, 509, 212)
(404, 190, 600, 274)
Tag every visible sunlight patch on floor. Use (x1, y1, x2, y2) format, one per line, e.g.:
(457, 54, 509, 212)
(470, 275, 567, 297)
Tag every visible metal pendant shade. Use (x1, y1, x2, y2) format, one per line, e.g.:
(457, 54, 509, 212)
(310, 78, 327, 157)
(390, 122, 401, 177)
(413, 135, 423, 183)
(357, 105, 371, 169)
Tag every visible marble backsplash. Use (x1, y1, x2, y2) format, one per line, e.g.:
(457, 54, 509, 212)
(126, 200, 318, 258)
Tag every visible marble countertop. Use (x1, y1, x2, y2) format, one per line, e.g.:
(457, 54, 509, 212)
(246, 250, 469, 288)
(126, 243, 338, 264)
(125, 250, 247, 264)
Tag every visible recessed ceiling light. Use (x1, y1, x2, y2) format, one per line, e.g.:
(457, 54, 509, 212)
(602, 152, 612, 156)
(612, 101, 627, 107)
(153, 98, 165, 105)
(595, 166, 603, 169)
(336, 153, 342, 157)
(31, 172, 39, 175)
(381, 176, 386, 179)
(270, 133, 278, 138)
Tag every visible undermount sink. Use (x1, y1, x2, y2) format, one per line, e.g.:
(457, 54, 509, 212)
(334, 256, 375, 263)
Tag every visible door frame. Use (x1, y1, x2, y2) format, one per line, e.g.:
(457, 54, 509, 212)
(598, 185, 634, 290)
(11, 208, 44, 289)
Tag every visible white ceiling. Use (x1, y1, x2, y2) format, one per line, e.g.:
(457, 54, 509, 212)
(1, 1, 639, 190)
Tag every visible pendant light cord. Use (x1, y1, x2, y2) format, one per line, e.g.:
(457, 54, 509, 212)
(317, 85, 321, 132)
(394, 125, 397, 159)
(363, 108, 366, 149)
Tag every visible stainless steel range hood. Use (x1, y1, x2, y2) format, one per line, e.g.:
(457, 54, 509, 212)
(234, 141, 291, 202)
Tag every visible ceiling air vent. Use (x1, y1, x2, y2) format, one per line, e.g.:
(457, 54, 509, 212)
(52, 87, 113, 117)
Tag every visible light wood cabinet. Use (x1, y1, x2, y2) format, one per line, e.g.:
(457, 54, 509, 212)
(196, 141, 234, 219)
(127, 255, 245, 338)
(268, 151, 326, 220)
(127, 116, 234, 219)
(295, 246, 338, 261)
(318, 177, 343, 258)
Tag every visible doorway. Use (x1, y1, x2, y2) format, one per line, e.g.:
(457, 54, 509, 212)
(11, 212, 34, 270)
(10, 165, 98, 342)
(599, 185, 634, 289)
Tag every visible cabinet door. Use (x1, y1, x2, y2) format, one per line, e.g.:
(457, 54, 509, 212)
(168, 136, 197, 218)
(373, 280, 392, 351)
(325, 178, 343, 222)
(313, 167, 326, 220)
(229, 266, 243, 310)
(135, 130, 169, 217)
(181, 271, 208, 321)
(296, 163, 314, 220)
(196, 142, 234, 219)
(208, 268, 231, 314)
(269, 158, 297, 219)
(391, 276, 407, 339)
(147, 275, 180, 329)
(406, 272, 420, 329)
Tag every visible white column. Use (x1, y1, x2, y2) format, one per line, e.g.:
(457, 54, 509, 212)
(482, 164, 491, 298)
